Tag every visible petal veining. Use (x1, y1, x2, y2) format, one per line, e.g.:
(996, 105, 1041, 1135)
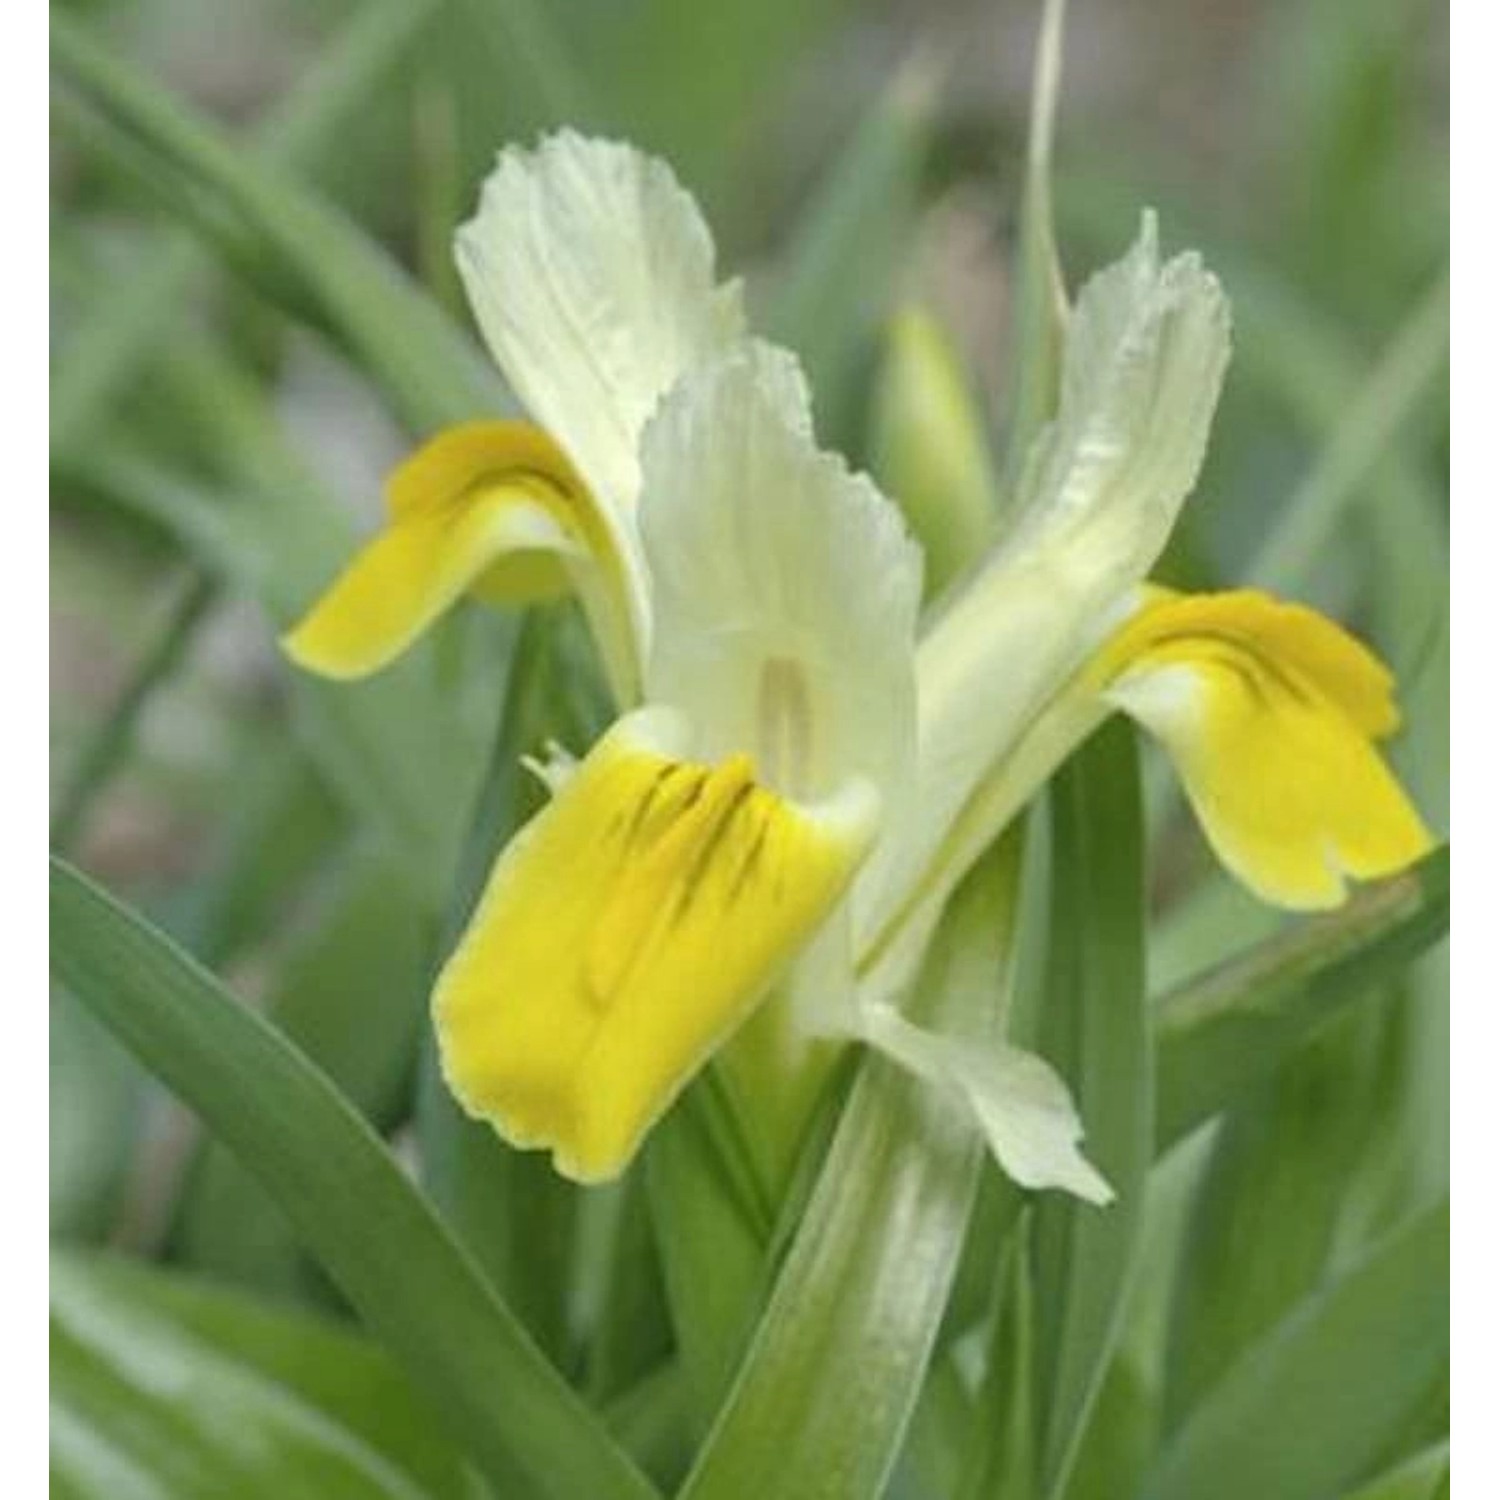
(432, 707, 879, 1182)
(283, 421, 639, 698)
(1097, 589, 1434, 909)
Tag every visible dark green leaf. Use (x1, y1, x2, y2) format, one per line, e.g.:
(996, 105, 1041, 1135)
(49, 857, 660, 1500)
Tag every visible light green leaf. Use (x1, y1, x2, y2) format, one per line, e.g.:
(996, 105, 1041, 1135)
(173, 844, 434, 1298)
(1000, 0, 1070, 494)
(679, 836, 1023, 1500)
(1247, 274, 1448, 594)
(50, 989, 146, 1243)
(51, 1251, 481, 1500)
(1341, 1443, 1449, 1500)
(1155, 846, 1449, 1152)
(645, 1075, 776, 1436)
(49, 857, 660, 1500)
(870, 307, 1000, 598)
(51, 11, 501, 436)
(1142, 1201, 1448, 1500)
(50, 0, 443, 454)
(1031, 720, 1151, 1499)
(1163, 1006, 1391, 1427)
(761, 59, 935, 445)
(50, 573, 217, 852)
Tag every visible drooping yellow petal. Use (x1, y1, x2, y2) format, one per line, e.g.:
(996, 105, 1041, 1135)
(1096, 588, 1434, 909)
(282, 422, 637, 689)
(432, 707, 879, 1182)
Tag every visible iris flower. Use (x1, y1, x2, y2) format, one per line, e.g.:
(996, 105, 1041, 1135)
(284, 134, 1432, 1201)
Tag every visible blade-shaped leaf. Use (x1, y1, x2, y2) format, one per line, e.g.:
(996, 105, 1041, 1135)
(1141, 1201, 1448, 1500)
(51, 11, 501, 436)
(1000, 0, 1070, 496)
(50, 0, 443, 453)
(678, 836, 1023, 1500)
(172, 843, 434, 1298)
(1155, 847, 1449, 1152)
(1031, 719, 1151, 1499)
(761, 58, 935, 446)
(1163, 1005, 1390, 1427)
(51, 1251, 481, 1500)
(49, 857, 660, 1500)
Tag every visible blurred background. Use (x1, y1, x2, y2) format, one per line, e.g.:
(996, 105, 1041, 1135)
(51, 0, 1446, 1328)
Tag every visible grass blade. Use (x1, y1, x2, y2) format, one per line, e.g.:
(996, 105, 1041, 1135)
(49, 857, 660, 1500)
(1000, 0, 1070, 496)
(51, 0, 443, 453)
(51, 1251, 482, 1500)
(1141, 1201, 1448, 1500)
(761, 59, 935, 446)
(679, 838, 1022, 1500)
(1155, 847, 1449, 1152)
(50, 572, 217, 852)
(51, 10, 500, 435)
(1247, 274, 1448, 594)
(1031, 720, 1152, 1499)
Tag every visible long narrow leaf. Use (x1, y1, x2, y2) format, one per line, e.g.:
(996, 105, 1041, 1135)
(761, 59, 935, 445)
(1030, 721, 1151, 1498)
(51, 1252, 481, 1500)
(51, 11, 500, 435)
(1155, 846, 1449, 1152)
(51, 0, 443, 453)
(1000, 0, 1070, 496)
(679, 837, 1023, 1500)
(1141, 1201, 1448, 1500)
(49, 857, 660, 1500)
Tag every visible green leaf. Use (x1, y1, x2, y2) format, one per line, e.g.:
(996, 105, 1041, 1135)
(1247, 274, 1448, 594)
(1000, 0, 1070, 498)
(50, 989, 146, 1243)
(50, 0, 443, 454)
(1031, 719, 1152, 1499)
(49, 857, 660, 1500)
(678, 837, 1023, 1500)
(51, 10, 501, 436)
(1141, 1200, 1448, 1500)
(173, 844, 435, 1298)
(1155, 846, 1449, 1152)
(51, 1251, 481, 1500)
(1163, 1005, 1391, 1427)
(50, 572, 218, 852)
(869, 307, 1001, 598)
(644, 1079, 775, 1436)
(1340, 1443, 1449, 1500)
(761, 59, 935, 446)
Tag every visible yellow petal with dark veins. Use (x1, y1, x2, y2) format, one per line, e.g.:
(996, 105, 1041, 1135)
(432, 707, 879, 1182)
(1096, 589, 1433, 910)
(282, 421, 627, 682)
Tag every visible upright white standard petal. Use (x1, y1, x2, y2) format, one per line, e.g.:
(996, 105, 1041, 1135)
(639, 341, 924, 814)
(859, 215, 1230, 965)
(455, 133, 747, 669)
(456, 132, 745, 515)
